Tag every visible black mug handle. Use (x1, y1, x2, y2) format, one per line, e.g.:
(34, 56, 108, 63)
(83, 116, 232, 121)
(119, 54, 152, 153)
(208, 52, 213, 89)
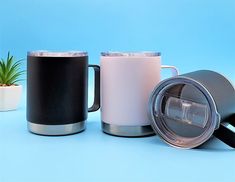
(214, 115, 235, 148)
(88, 65, 100, 112)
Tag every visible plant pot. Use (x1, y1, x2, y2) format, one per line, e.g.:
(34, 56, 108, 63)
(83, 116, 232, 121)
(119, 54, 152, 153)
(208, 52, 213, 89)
(0, 85, 22, 111)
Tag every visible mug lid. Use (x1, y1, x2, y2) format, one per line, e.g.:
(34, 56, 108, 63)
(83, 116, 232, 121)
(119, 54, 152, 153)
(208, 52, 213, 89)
(148, 76, 220, 149)
(101, 51, 161, 57)
(28, 51, 88, 57)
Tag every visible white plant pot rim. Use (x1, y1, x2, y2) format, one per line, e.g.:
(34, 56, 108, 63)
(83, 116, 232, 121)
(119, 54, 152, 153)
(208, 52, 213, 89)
(0, 84, 22, 88)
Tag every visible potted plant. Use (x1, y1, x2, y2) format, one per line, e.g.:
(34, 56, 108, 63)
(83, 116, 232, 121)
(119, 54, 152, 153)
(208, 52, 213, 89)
(0, 52, 25, 111)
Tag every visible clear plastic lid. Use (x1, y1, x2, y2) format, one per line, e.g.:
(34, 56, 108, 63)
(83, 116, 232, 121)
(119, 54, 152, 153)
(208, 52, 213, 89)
(28, 51, 88, 57)
(165, 96, 209, 128)
(149, 77, 220, 149)
(101, 51, 161, 57)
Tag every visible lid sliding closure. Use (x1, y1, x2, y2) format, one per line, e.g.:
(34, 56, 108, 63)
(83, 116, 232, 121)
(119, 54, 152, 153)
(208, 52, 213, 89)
(165, 96, 209, 129)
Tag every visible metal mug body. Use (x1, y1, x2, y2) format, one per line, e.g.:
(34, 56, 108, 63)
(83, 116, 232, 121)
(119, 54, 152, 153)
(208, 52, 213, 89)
(149, 70, 235, 148)
(27, 51, 100, 136)
(100, 52, 178, 137)
(180, 70, 235, 120)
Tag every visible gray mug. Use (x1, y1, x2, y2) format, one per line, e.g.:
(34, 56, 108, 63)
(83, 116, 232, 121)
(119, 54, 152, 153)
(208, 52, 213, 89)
(148, 70, 235, 149)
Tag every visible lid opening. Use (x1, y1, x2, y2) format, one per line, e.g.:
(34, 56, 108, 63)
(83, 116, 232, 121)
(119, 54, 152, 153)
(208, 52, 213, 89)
(164, 96, 209, 128)
(149, 78, 219, 148)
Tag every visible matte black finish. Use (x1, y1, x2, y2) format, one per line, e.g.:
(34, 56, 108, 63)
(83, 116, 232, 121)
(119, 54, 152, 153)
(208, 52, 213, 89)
(27, 55, 100, 126)
(214, 114, 235, 148)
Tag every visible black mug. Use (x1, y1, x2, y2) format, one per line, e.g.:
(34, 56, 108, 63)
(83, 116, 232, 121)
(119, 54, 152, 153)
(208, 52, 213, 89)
(27, 51, 100, 136)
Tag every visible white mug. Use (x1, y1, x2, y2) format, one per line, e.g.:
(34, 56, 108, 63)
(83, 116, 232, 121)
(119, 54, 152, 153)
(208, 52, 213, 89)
(100, 52, 178, 137)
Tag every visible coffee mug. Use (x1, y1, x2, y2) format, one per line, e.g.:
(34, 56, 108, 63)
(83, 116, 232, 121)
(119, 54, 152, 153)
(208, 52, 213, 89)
(148, 70, 235, 148)
(100, 52, 178, 137)
(27, 51, 100, 136)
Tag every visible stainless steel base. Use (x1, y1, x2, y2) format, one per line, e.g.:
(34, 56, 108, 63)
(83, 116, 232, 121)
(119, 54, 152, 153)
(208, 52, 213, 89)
(28, 121, 86, 136)
(102, 121, 155, 137)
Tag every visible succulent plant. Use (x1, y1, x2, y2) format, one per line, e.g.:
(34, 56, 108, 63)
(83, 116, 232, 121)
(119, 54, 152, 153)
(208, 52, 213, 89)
(0, 52, 25, 86)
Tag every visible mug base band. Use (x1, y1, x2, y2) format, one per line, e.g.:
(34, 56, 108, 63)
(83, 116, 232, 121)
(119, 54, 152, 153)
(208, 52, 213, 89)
(28, 121, 86, 136)
(102, 121, 155, 137)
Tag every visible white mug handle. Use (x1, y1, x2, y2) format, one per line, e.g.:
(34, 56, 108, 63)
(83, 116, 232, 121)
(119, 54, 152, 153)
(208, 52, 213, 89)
(161, 65, 179, 77)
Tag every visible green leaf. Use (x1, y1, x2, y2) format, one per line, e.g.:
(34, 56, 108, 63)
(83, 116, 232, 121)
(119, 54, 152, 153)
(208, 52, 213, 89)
(6, 60, 23, 80)
(5, 71, 25, 85)
(0, 60, 6, 83)
(11, 79, 25, 84)
(6, 56, 14, 70)
(0, 52, 25, 85)
(0, 59, 6, 74)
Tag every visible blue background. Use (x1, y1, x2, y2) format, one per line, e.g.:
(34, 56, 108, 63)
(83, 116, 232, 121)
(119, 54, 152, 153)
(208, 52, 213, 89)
(0, 0, 235, 182)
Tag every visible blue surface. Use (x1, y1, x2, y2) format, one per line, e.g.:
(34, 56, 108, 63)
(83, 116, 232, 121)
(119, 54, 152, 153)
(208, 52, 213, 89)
(1, 0, 235, 181)
(1, 92, 235, 182)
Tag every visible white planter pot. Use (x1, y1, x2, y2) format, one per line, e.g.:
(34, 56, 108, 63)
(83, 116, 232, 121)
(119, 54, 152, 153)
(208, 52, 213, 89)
(0, 85, 22, 111)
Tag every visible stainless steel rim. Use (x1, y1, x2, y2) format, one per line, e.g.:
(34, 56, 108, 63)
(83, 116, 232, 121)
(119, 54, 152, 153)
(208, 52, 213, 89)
(28, 121, 86, 136)
(148, 77, 220, 149)
(102, 121, 155, 137)
(27, 51, 88, 57)
(101, 51, 161, 57)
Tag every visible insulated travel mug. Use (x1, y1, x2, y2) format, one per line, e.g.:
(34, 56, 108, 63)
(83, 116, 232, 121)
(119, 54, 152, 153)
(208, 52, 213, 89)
(101, 52, 178, 137)
(149, 70, 235, 148)
(27, 51, 100, 136)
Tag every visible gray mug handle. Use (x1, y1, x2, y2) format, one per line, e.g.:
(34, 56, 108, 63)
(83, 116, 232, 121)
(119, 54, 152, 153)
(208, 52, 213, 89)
(88, 65, 100, 112)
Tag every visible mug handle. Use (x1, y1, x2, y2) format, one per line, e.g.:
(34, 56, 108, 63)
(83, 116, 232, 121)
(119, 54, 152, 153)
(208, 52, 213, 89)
(161, 65, 179, 77)
(88, 65, 100, 112)
(214, 115, 235, 148)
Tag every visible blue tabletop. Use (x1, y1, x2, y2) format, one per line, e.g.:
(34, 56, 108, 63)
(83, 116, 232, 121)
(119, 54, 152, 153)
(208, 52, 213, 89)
(0, 93, 234, 182)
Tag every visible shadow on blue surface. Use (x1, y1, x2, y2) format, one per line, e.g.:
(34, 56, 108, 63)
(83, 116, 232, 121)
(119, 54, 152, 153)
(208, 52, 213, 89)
(1, 108, 235, 182)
